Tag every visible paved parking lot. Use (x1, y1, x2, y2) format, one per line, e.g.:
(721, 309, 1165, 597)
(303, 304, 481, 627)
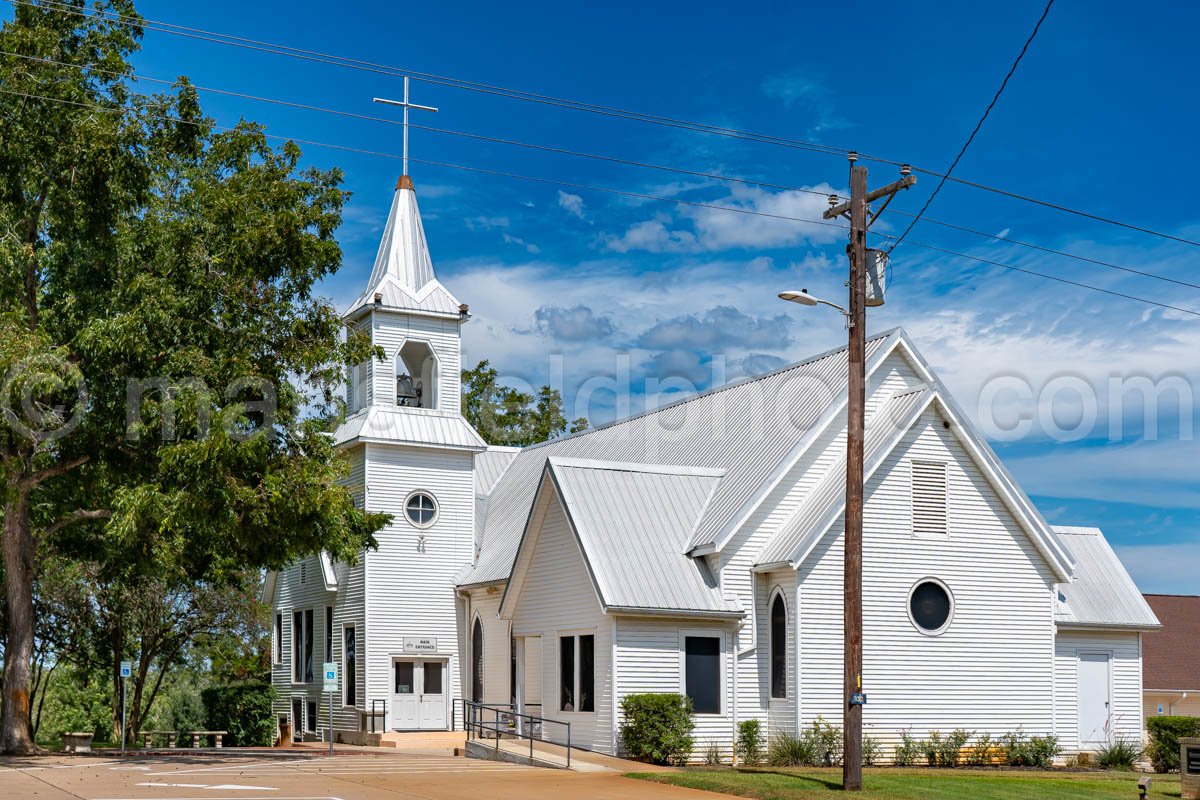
(0, 751, 712, 800)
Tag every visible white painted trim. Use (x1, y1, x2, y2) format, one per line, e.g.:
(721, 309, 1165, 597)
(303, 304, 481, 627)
(679, 628, 726, 716)
(906, 577, 955, 636)
(392, 335, 441, 410)
(767, 586, 789, 700)
(402, 488, 439, 530)
(553, 629, 599, 716)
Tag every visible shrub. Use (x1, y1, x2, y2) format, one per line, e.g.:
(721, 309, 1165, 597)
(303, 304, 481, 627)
(201, 683, 277, 747)
(809, 717, 843, 767)
(768, 732, 817, 767)
(862, 734, 881, 767)
(1096, 738, 1142, 771)
(736, 719, 763, 766)
(703, 740, 723, 765)
(1001, 728, 1061, 768)
(1147, 716, 1200, 773)
(894, 730, 923, 766)
(965, 733, 997, 767)
(619, 693, 695, 766)
(925, 729, 971, 767)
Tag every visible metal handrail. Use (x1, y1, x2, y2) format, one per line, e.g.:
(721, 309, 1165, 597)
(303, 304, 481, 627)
(368, 699, 387, 733)
(464, 701, 572, 769)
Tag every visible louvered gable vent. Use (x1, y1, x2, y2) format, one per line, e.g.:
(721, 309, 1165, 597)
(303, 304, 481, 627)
(911, 460, 948, 538)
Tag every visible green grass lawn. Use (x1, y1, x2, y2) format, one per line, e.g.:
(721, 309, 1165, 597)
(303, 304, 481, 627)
(627, 767, 1182, 800)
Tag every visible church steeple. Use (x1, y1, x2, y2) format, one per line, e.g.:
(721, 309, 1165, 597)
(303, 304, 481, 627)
(344, 177, 464, 319)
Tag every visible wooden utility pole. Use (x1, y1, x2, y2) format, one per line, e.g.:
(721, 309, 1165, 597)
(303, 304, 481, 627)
(823, 155, 915, 792)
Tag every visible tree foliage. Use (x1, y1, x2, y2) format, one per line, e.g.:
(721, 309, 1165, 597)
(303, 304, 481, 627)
(461, 360, 587, 447)
(0, 2, 387, 752)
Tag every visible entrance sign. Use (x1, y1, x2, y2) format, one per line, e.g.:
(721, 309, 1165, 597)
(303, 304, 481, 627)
(403, 637, 437, 653)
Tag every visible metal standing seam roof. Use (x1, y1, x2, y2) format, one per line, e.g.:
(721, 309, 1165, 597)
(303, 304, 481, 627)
(333, 406, 488, 451)
(755, 386, 933, 568)
(461, 331, 899, 587)
(343, 179, 464, 319)
(544, 458, 738, 614)
(1053, 526, 1160, 629)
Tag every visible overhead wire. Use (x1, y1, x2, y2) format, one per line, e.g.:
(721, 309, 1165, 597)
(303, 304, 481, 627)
(5, 48, 1198, 293)
(1, 83, 1197, 319)
(888, 0, 1056, 254)
(9, 0, 1200, 249)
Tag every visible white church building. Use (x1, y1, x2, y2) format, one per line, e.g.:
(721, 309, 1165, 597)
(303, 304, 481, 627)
(266, 176, 1160, 759)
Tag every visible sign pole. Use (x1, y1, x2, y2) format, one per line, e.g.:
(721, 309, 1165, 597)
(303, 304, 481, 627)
(322, 662, 338, 756)
(119, 660, 132, 754)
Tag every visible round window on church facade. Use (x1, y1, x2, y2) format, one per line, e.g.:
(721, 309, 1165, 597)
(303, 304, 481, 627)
(908, 578, 953, 635)
(405, 491, 438, 529)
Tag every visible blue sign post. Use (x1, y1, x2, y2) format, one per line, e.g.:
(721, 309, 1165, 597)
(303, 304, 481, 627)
(119, 661, 132, 753)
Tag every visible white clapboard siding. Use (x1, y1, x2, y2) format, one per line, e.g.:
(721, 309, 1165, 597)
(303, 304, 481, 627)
(370, 311, 463, 415)
(465, 587, 514, 706)
(614, 619, 737, 760)
(796, 407, 1059, 757)
(1055, 630, 1144, 751)
(719, 348, 926, 736)
(364, 443, 475, 727)
(763, 571, 798, 740)
(509, 493, 613, 752)
(270, 553, 339, 738)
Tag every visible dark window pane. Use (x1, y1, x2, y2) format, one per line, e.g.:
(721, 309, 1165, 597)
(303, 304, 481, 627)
(275, 614, 283, 663)
(292, 611, 302, 682)
(510, 637, 517, 705)
(291, 698, 303, 741)
(559, 636, 575, 711)
(771, 594, 787, 699)
(325, 606, 333, 663)
(472, 619, 484, 702)
(344, 627, 357, 707)
(304, 609, 314, 683)
(910, 581, 952, 632)
(394, 661, 414, 694)
(685, 636, 721, 714)
(579, 635, 595, 713)
(307, 701, 317, 732)
(424, 661, 443, 694)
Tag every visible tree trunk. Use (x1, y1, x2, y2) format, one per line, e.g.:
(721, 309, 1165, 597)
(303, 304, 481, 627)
(110, 623, 123, 745)
(1, 488, 37, 754)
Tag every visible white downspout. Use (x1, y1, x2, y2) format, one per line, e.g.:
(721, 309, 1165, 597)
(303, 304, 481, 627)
(731, 624, 739, 766)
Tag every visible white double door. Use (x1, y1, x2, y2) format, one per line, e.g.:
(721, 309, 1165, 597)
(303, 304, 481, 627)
(391, 658, 448, 730)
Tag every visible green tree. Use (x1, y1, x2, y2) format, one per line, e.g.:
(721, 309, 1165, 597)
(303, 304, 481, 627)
(0, 3, 387, 753)
(461, 360, 588, 446)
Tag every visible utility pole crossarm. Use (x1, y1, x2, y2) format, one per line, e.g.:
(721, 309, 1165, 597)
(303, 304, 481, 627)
(823, 174, 916, 220)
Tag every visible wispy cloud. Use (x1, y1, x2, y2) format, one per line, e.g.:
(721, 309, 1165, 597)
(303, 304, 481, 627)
(557, 190, 587, 220)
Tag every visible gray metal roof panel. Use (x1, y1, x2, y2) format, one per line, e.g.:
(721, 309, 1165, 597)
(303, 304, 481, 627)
(548, 458, 735, 613)
(1054, 526, 1160, 629)
(463, 331, 898, 586)
(333, 406, 487, 451)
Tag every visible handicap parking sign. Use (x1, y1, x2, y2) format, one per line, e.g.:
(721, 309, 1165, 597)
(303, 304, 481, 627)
(323, 662, 338, 692)
(120, 661, 132, 678)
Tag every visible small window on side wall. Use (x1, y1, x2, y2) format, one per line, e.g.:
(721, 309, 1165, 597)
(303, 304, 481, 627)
(770, 593, 787, 699)
(908, 579, 954, 635)
(405, 491, 438, 529)
(684, 636, 721, 714)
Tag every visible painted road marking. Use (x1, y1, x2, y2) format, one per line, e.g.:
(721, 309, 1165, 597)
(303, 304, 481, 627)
(136, 783, 278, 790)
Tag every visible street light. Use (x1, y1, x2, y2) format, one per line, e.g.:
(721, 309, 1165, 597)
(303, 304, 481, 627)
(779, 290, 850, 322)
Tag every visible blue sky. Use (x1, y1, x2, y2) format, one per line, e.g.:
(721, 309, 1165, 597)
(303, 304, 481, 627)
(25, 1, 1200, 592)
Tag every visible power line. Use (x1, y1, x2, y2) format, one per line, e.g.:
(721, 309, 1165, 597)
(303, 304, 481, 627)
(7, 49, 1199, 294)
(889, 0, 1055, 254)
(3, 84, 1197, 320)
(11, 0, 1200, 250)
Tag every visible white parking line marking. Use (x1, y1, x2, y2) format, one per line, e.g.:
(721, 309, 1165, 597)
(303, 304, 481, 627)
(136, 783, 278, 790)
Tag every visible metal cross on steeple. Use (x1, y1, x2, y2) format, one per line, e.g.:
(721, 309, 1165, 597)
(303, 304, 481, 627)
(373, 77, 439, 176)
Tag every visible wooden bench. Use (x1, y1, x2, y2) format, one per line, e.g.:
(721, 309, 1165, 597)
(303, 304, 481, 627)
(183, 730, 228, 748)
(140, 730, 177, 748)
(63, 732, 94, 753)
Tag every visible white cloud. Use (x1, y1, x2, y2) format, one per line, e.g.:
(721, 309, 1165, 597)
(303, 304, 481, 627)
(604, 219, 700, 254)
(1112, 539, 1200, 594)
(502, 233, 540, 254)
(557, 191, 587, 220)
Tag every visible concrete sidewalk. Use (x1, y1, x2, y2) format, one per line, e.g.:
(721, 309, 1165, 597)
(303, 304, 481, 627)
(0, 750, 711, 800)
